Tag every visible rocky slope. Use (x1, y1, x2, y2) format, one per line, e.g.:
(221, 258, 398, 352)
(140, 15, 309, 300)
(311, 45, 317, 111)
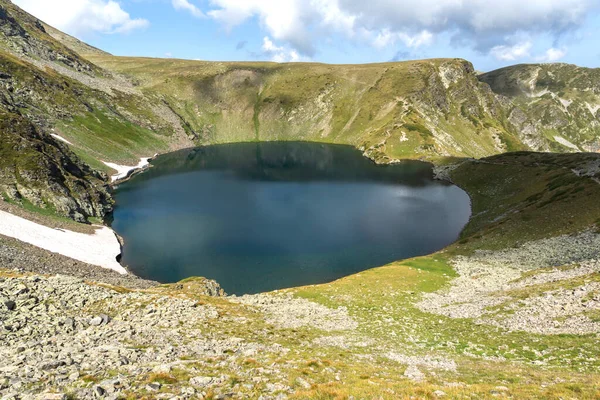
(480, 63, 600, 152)
(0, 0, 193, 221)
(0, 3, 599, 397)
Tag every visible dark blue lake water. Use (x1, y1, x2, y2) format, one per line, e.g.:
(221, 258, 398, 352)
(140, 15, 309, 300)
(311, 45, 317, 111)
(112, 142, 470, 294)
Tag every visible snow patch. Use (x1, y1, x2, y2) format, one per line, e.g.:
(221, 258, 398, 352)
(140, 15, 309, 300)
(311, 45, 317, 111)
(559, 98, 572, 108)
(527, 89, 549, 98)
(586, 102, 600, 116)
(103, 157, 152, 182)
(0, 210, 126, 274)
(554, 136, 580, 151)
(50, 134, 73, 145)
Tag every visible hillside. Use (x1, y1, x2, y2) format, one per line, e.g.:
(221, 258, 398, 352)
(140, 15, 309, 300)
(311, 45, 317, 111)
(480, 63, 600, 152)
(2, 152, 600, 399)
(86, 55, 523, 162)
(0, 1, 600, 398)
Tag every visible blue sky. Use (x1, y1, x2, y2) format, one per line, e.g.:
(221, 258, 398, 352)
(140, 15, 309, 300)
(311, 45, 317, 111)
(13, 0, 600, 72)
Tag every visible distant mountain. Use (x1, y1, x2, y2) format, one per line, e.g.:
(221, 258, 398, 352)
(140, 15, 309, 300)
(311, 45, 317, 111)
(480, 63, 600, 152)
(0, 0, 598, 221)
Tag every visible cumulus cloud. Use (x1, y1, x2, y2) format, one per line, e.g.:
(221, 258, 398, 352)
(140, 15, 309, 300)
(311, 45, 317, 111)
(13, 0, 149, 36)
(172, 0, 205, 18)
(490, 41, 532, 61)
(373, 30, 433, 49)
(537, 47, 567, 62)
(193, 0, 596, 58)
(261, 36, 301, 62)
(207, 0, 322, 56)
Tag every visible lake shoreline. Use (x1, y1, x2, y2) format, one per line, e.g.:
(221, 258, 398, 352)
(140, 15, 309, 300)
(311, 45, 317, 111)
(110, 142, 471, 294)
(0, 144, 472, 292)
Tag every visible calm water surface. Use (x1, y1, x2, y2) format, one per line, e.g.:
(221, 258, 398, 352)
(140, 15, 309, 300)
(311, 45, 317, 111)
(112, 142, 471, 294)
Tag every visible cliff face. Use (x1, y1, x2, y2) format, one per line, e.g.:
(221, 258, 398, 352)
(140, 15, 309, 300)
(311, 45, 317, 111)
(0, 111, 111, 221)
(480, 63, 600, 152)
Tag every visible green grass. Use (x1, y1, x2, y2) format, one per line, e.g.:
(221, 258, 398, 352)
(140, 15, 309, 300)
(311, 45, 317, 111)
(85, 55, 526, 160)
(448, 152, 600, 251)
(57, 109, 168, 164)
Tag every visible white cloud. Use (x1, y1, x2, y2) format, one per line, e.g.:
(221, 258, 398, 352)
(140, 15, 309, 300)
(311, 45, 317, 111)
(262, 36, 284, 53)
(373, 30, 433, 49)
(490, 41, 532, 61)
(399, 31, 434, 48)
(208, 0, 318, 55)
(13, 0, 148, 36)
(537, 47, 567, 62)
(261, 36, 304, 62)
(172, 0, 205, 18)
(195, 0, 596, 58)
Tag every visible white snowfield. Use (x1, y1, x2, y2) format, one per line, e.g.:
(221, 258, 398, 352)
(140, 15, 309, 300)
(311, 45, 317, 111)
(50, 134, 73, 145)
(554, 135, 580, 151)
(0, 210, 127, 274)
(103, 157, 153, 182)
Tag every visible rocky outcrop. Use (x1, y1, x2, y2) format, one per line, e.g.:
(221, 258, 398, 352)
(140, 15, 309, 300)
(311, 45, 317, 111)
(480, 63, 600, 152)
(0, 111, 112, 221)
(0, 0, 98, 75)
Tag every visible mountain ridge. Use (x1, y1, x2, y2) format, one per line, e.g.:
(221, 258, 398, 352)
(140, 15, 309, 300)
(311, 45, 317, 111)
(0, 0, 598, 222)
(1, 2, 600, 398)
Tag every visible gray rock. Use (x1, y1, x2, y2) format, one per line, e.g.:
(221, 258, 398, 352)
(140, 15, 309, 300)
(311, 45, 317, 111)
(35, 393, 67, 400)
(93, 385, 106, 398)
(403, 365, 425, 382)
(4, 300, 16, 311)
(146, 382, 162, 391)
(40, 361, 66, 371)
(100, 314, 110, 324)
(190, 376, 213, 387)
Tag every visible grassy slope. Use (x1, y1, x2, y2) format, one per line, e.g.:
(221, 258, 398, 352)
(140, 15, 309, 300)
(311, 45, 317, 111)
(450, 152, 600, 250)
(280, 152, 600, 398)
(0, 47, 184, 219)
(87, 55, 525, 161)
(48, 153, 599, 398)
(0, 0, 192, 165)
